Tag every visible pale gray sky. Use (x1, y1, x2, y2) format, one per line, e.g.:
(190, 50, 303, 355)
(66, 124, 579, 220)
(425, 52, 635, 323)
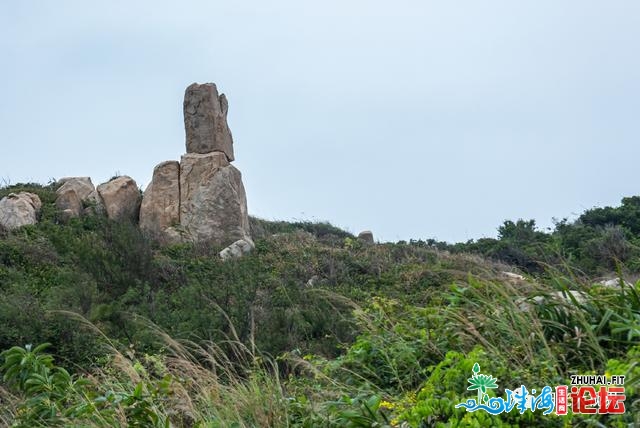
(1, 1, 639, 242)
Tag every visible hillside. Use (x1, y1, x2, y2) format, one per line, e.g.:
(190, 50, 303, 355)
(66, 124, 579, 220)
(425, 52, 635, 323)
(0, 182, 639, 427)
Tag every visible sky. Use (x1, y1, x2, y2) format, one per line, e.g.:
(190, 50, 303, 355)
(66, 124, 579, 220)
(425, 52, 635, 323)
(1, 1, 639, 243)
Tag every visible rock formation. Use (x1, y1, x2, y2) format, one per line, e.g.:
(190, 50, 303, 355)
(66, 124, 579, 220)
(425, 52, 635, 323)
(140, 82, 252, 250)
(184, 83, 234, 161)
(97, 176, 141, 222)
(358, 230, 374, 244)
(55, 177, 102, 219)
(57, 177, 100, 203)
(0, 192, 42, 230)
(55, 188, 82, 221)
(139, 161, 180, 237)
(179, 152, 250, 244)
(0, 82, 250, 253)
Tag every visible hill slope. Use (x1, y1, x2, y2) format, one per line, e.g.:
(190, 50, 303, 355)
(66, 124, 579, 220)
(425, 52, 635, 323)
(0, 182, 639, 426)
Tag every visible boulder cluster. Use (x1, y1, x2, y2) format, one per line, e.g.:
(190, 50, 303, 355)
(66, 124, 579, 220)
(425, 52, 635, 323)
(0, 83, 252, 257)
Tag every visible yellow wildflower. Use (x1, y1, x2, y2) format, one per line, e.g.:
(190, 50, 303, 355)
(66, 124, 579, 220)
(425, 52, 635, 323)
(380, 400, 395, 410)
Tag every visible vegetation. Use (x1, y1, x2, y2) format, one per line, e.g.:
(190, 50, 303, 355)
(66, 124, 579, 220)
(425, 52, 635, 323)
(0, 183, 639, 426)
(434, 196, 640, 275)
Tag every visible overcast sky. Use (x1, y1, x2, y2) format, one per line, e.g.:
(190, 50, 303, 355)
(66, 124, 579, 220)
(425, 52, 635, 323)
(1, 1, 639, 242)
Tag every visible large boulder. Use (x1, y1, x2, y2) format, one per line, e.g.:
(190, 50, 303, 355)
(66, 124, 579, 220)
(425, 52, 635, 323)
(97, 176, 141, 222)
(0, 192, 42, 230)
(55, 189, 82, 220)
(179, 152, 250, 244)
(183, 82, 234, 161)
(55, 177, 102, 219)
(139, 161, 181, 239)
(57, 177, 100, 203)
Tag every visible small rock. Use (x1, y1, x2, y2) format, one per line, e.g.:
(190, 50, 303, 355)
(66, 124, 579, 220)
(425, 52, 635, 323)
(0, 192, 42, 230)
(219, 238, 255, 261)
(357, 230, 374, 244)
(306, 275, 320, 287)
(502, 271, 525, 281)
(555, 290, 588, 305)
(597, 278, 634, 289)
(517, 290, 587, 312)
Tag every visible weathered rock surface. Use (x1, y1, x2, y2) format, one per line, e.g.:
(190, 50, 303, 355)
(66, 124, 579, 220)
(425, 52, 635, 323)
(55, 177, 102, 219)
(0, 192, 42, 230)
(357, 230, 374, 244)
(55, 189, 82, 220)
(97, 176, 141, 222)
(184, 83, 234, 161)
(219, 238, 255, 261)
(180, 152, 229, 194)
(57, 177, 100, 204)
(180, 152, 250, 244)
(139, 161, 181, 238)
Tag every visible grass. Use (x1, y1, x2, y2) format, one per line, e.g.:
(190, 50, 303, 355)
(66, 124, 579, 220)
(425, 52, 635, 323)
(1, 269, 639, 426)
(1, 183, 640, 426)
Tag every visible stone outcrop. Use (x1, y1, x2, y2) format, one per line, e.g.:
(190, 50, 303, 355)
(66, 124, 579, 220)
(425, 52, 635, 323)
(184, 83, 234, 161)
(140, 82, 251, 251)
(139, 161, 180, 238)
(0, 192, 42, 230)
(55, 177, 102, 219)
(97, 176, 141, 222)
(358, 230, 374, 244)
(2, 82, 249, 249)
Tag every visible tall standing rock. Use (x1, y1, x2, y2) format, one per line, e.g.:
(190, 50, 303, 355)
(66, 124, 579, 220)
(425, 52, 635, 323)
(139, 161, 181, 238)
(139, 82, 251, 250)
(97, 176, 141, 222)
(184, 83, 234, 161)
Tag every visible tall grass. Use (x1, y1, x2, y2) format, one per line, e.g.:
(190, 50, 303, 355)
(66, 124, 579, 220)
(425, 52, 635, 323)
(1, 266, 638, 426)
